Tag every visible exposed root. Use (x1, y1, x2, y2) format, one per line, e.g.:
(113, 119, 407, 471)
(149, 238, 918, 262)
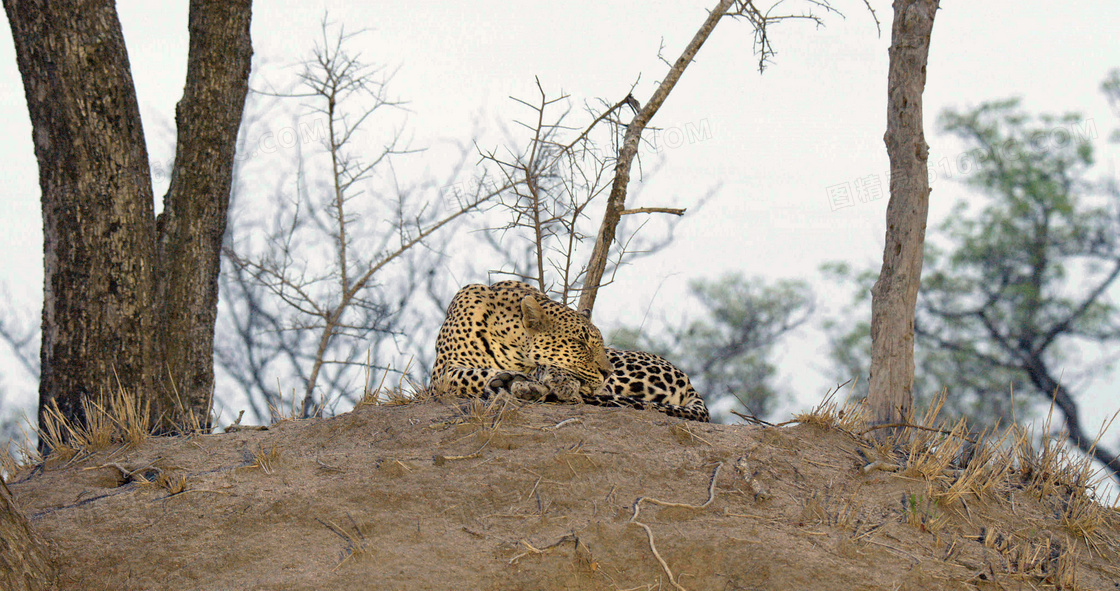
(628, 463, 723, 590)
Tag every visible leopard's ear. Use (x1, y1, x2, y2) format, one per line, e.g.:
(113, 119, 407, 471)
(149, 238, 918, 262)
(521, 296, 548, 335)
(579, 308, 592, 320)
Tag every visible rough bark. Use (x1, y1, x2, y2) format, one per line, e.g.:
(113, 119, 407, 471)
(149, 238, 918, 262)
(0, 479, 55, 591)
(5, 0, 159, 432)
(578, 0, 733, 314)
(155, 0, 253, 430)
(4, 0, 253, 437)
(867, 0, 938, 433)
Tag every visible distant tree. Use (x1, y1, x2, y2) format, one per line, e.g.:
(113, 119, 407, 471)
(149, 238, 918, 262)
(866, 0, 939, 435)
(823, 260, 1029, 430)
(4, 0, 253, 436)
(612, 273, 813, 421)
(0, 303, 38, 446)
(827, 92, 1120, 483)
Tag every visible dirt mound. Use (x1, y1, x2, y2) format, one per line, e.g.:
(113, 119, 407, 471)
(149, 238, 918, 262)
(7, 399, 1120, 590)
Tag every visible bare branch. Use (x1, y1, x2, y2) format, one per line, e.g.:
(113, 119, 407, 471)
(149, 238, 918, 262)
(621, 207, 686, 216)
(0, 306, 39, 380)
(578, 0, 733, 313)
(219, 21, 498, 421)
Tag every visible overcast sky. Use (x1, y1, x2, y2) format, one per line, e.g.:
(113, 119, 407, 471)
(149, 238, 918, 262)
(1, 2, 1118, 462)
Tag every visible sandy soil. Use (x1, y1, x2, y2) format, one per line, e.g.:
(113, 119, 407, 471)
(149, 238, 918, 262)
(7, 398, 1120, 590)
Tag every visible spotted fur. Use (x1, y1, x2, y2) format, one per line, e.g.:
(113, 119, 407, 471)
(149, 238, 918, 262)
(430, 281, 612, 402)
(431, 281, 709, 422)
(534, 350, 710, 422)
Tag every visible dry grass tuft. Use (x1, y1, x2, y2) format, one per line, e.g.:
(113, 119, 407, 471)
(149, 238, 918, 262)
(1012, 406, 1117, 545)
(799, 486, 857, 529)
(156, 470, 188, 495)
(464, 393, 519, 432)
(37, 385, 152, 460)
(899, 492, 949, 535)
(933, 425, 1015, 504)
(974, 533, 1082, 589)
(269, 380, 329, 423)
(1, 447, 19, 480)
(132, 466, 188, 495)
(2, 422, 40, 479)
(800, 384, 1117, 557)
(249, 443, 282, 475)
(164, 369, 215, 435)
(357, 361, 425, 407)
(792, 382, 866, 432)
(317, 514, 370, 569)
(897, 394, 972, 481)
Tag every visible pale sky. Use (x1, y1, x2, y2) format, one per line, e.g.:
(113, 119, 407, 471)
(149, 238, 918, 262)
(1, 2, 1118, 472)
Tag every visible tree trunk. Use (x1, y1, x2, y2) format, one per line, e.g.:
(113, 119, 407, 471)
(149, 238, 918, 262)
(5, 0, 253, 438)
(155, 0, 253, 431)
(6, 0, 159, 433)
(0, 480, 55, 591)
(867, 0, 939, 434)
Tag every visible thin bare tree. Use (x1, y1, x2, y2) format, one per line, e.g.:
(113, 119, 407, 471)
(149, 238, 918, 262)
(480, 79, 688, 306)
(223, 23, 504, 419)
(867, 0, 939, 434)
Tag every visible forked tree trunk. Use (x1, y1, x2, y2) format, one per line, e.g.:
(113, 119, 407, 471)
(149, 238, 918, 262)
(0, 480, 55, 591)
(4, 0, 252, 436)
(155, 0, 253, 430)
(867, 0, 939, 433)
(6, 0, 160, 432)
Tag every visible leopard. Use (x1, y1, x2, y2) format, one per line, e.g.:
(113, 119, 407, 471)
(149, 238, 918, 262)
(430, 281, 613, 404)
(431, 281, 710, 422)
(532, 349, 710, 422)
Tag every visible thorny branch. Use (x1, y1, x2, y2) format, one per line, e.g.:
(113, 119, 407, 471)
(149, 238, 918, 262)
(578, 0, 851, 313)
(482, 77, 680, 306)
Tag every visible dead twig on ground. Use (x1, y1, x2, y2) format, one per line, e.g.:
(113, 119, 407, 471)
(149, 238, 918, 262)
(541, 417, 583, 431)
(508, 533, 584, 565)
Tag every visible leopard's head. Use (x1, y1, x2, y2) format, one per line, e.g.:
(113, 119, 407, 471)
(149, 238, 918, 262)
(520, 296, 612, 394)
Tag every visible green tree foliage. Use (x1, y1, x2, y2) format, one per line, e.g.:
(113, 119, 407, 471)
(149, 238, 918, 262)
(612, 273, 812, 421)
(826, 87, 1120, 482)
(822, 260, 1028, 428)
